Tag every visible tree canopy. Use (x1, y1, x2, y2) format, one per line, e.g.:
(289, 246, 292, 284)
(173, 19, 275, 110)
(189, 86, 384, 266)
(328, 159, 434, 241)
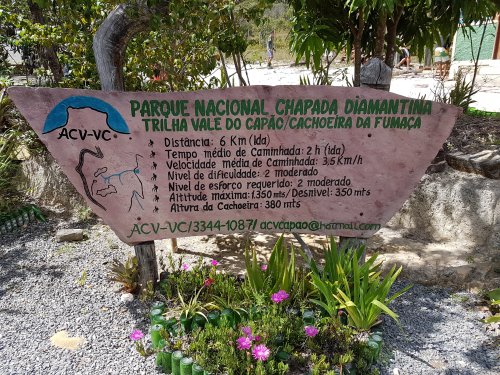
(288, 0, 499, 86)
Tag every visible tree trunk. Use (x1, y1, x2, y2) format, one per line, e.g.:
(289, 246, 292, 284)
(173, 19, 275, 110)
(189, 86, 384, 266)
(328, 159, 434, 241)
(374, 11, 387, 59)
(93, 4, 163, 91)
(385, 6, 404, 68)
(93, 3, 169, 287)
(27, 0, 63, 83)
(351, 9, 365, 87)
(232, 52, 247, 86)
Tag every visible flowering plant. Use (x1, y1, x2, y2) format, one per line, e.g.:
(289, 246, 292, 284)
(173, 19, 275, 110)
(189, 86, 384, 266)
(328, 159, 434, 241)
(271, 290, 289, 304)
(129, 329, 154, 357)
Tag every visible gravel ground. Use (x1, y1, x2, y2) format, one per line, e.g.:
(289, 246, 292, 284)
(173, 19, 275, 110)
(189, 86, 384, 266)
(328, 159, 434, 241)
(1, 219, 499, 375)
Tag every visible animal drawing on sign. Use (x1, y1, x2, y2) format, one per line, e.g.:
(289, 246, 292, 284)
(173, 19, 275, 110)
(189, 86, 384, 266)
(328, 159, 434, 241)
(148, 139, 154, 147)
(151, 173, 157, 181)
(152, 185, 158, 193)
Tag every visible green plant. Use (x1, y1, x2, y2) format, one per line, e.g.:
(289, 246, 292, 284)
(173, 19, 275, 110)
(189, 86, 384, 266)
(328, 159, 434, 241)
(244, 235, 297, 300)
(75, 206, 94, 222)
(140, 280, 156, 302)
(434, 69, 478, 110)
(483, 288, 500, 323)
(55, 243, 74, 255)
(77, 270, 87, 287)
(309, 273, 340, 319)
(333, 252, 411, 331)
(160, 255, 208, 301)
(107, 255, 139, 293)
(1, 90, 45, 208)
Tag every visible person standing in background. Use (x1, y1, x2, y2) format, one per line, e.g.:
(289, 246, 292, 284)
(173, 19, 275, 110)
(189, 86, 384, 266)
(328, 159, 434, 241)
(395, 46, 411, 69)
(434, 44, 450, 79)
(267, 30, 275, 68)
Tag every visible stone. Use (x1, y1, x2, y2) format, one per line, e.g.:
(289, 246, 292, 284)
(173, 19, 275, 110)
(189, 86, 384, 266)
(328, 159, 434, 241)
(50, 330, 84, 350)
(18, 153, 87, 216)
(426, 160, 447, 174)
(469, 149, 500, 179)
(446, 149, 500, 179)
(120, 293, 134, 303)
(56, 228, 84, 242)
(360, 58, 393, 90)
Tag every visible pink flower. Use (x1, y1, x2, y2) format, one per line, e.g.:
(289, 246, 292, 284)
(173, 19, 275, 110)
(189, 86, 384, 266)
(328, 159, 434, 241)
(241, 326, 252, 337)
(236, 336, 252, 350)
(182, 263, 189, 271)
(211, 259, 219, 266)
(204, 278, 214, 287)
(254, 335, 261, 342)
(304, 325, 319, 338)
(271, 290, 289, 304)
(129, 329, 144, 341)
(260, 264, 267, 271)
(252, 344, 270, 361)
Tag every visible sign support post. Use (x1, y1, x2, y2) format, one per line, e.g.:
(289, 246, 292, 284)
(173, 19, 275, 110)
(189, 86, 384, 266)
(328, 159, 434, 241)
(134, 241, 158, 288)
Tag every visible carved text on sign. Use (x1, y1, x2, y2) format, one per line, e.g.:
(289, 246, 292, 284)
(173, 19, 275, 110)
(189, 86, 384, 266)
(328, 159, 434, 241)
(8, 86, 460, 245)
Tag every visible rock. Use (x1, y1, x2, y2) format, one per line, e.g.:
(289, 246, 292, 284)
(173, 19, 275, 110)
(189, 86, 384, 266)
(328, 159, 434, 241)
(18, 153, 87, 216)
(120, 293, 134, 303)
(446, 149, 500, 179)
(426, 160, 447, 174)
(360, 58, 392, 90)
(56, 229, 84, 242)
(452, 265, 474, 284)
(50, 330, 84, 350)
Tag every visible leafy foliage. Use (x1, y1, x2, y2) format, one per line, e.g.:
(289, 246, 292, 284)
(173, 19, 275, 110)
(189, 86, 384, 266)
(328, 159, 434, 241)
(107, 255, 139, 294)
(333, 251, 411, 330)
(302, 239, 410, 330)
(434, 69, 478, 110)
(0, 87, 45, 210)
(483, 288, 500, 324)
(244, 235, 311, 307)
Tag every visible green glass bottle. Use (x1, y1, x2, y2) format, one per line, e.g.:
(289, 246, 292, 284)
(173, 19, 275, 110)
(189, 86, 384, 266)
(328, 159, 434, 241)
(150, 324, 165, 349)
(156, 350, 173, 374)
(172, 350, 183, 375)
(180, 357, 193, 375)
(192, 363, 204, 375)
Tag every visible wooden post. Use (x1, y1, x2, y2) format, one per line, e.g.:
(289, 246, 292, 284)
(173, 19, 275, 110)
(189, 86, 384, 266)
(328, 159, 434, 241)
(171, 238, 178, 253)
(134, 241, 158, 288)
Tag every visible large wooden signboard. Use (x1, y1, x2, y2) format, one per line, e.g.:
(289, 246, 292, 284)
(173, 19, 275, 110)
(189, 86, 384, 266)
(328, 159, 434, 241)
(8, 86, 460, 245)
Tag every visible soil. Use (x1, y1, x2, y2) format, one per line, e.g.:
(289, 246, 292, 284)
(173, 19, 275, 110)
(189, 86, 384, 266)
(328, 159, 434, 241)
(446, 113, 500, 154)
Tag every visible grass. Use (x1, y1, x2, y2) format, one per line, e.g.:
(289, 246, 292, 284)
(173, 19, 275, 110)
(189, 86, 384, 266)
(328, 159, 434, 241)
(466, 107, 500, 118)
(55, 243, 74, 255)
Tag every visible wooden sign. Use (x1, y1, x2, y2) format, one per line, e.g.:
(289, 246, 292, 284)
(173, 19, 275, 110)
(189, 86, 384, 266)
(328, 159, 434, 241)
(8, 86, 460, 245)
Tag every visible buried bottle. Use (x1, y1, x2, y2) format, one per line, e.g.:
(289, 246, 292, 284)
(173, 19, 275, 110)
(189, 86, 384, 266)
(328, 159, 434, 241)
(180, 356, 193, 375)
(157, 350, 173, 374)
(151, 324, 166, 349)
(192, 363, 204, 375)
(172, 350, 183, 375)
